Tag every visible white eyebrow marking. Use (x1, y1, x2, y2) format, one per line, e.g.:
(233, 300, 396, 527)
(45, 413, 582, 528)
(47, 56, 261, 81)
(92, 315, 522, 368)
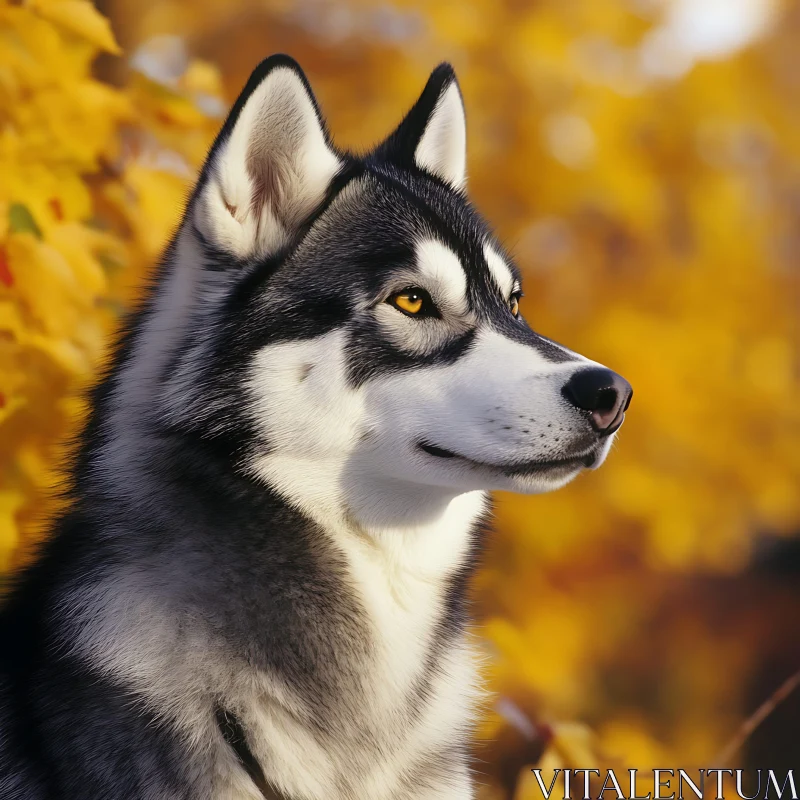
(483, 242, 514, 297)
(414, 238, 469, 314)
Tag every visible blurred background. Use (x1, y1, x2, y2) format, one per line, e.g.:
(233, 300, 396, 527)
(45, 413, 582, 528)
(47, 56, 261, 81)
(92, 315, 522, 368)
(1, 0, 798, 795)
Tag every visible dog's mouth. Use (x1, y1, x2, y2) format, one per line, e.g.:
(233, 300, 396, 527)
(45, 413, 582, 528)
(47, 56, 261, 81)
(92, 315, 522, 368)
(418, 441, 598, 476)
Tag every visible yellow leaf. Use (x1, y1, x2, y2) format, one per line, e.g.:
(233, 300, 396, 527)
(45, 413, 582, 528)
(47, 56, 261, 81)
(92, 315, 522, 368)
(31, 0, 121, 55)
(549, 722, 601, 767)
(0, 393, 27, 428)
(48, 223, 108, 296)
(181, 59, 223, 97)
(0, 301, 27, 339)
(0, 490, 25, 573)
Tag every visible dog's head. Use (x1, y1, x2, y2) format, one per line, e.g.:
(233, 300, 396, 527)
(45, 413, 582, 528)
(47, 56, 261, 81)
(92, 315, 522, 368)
(155, 55, 631, 514)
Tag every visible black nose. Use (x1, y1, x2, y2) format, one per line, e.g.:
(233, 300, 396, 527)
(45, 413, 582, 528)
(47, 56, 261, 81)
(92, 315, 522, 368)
(561, 367, 632, 436)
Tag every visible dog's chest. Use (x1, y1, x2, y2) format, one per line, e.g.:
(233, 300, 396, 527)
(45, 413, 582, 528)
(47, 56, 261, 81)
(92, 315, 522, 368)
(217, 496, 486, 799)
(225, 635, 479, 800)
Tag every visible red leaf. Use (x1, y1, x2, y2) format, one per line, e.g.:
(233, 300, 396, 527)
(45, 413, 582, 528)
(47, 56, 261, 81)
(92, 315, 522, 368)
(49, 197, 65, 221)
(0, 247, 13, 287)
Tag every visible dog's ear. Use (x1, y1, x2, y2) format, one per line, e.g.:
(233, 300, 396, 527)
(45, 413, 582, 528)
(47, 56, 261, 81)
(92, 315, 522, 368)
(192, 55, 341, 259)
(374, 63, 466, 191)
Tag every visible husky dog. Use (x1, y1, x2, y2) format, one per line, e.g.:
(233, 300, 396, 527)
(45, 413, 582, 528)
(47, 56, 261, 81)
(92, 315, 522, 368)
(0, 55, 631, 799)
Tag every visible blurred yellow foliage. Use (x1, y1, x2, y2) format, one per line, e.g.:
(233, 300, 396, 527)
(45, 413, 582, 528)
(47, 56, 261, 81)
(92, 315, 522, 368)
(0, 0, 223, 572)
(2, 0, 799, 793)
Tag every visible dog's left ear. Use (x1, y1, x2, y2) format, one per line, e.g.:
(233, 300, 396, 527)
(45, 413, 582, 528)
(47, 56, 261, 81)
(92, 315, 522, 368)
(374, 63, 467, 191)
(192, 55, 342, 260)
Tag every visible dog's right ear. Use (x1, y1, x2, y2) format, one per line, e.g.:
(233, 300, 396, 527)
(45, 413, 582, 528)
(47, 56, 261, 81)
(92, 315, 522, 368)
(192, 55, 342, 260)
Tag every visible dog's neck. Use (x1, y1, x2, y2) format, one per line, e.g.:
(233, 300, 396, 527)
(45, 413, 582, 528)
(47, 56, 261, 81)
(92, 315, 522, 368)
(70, 430, 486, 705)
(250, 450, 488, 579)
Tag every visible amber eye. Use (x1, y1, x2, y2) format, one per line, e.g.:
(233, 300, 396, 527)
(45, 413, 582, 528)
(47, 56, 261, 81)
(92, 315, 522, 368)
(394, 292, 423, 314)
(509, 291, 522, 318)
(387, 288, 437, 318)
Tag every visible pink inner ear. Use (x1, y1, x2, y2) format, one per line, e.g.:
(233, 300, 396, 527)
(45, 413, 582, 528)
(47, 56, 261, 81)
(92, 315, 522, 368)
(246, 147, 286, 225)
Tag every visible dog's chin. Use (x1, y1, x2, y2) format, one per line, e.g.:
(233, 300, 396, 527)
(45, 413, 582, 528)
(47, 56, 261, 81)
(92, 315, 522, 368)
(416, 442, 603, 494)
(499, 464, 584, 494)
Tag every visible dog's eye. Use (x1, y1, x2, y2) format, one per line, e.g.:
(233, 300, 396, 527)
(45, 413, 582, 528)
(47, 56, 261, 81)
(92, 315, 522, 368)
(387, 288, 438, 318)
(509, 291, 522, 318)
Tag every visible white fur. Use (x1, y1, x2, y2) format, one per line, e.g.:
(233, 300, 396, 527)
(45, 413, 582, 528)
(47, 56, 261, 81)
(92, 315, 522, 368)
(246, 331, 361, 518)
(415, 82, 467, 190)
(483, 242, 515, 298)
(372, 237, 475, 357)
(415, 238, 469, 315)
(195, 67, 341, 259)
(355, 330, 587, 495)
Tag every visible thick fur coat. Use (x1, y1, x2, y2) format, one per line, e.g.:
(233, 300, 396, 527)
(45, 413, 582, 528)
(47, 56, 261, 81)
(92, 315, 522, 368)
(0, 56, 630, 799)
